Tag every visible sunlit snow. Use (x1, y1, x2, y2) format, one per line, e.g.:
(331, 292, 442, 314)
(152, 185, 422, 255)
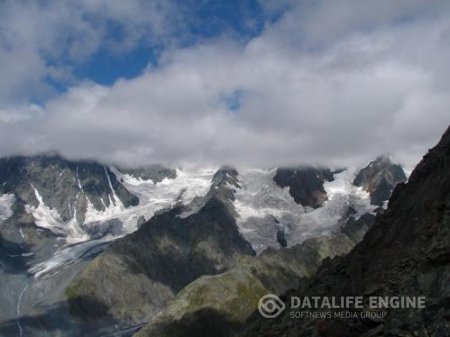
(234, 168, 375, 253)
(29, 167, 215, 278)
(28, 165, 376, 278)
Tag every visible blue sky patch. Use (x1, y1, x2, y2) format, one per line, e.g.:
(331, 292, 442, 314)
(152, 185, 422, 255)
(61, 0, 269, 88)
(222, 89, 245, 112)
(73, 47, 158, 85)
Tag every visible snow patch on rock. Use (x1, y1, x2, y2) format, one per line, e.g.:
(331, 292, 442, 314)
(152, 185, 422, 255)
(0, 193, 15, 222)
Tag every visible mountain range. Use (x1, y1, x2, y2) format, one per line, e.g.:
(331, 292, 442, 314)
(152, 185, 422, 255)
(0, 151, 408, 336)
(235, 127, 450, 337)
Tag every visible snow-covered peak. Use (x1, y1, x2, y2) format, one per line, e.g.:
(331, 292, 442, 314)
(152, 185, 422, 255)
(26, 166, 216, 245)
(29, 166, 216, 278)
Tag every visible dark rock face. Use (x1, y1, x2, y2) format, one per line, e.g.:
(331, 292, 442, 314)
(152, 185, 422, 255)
(0, 191, 56, 253)
(0, 154, 139, 224)
(117, 164, 177, 183)
(137, 215, 147, 227)
(339, 208, 376, 243)
(239, 126, 450, 336)
(353, 155, 407, 206)
(66, 168, 254, 324)
(81, 219, 123, 240)
(212, 166, 239, 188)
(273, 168, 334, 208)
(276, 229, 288, 248)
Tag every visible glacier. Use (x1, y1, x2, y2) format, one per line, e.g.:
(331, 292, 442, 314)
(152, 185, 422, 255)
(234, 168, 376, 253)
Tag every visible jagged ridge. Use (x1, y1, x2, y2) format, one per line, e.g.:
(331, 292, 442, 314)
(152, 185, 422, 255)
(0, 154, 139, 225)
(239, 126, 450, 336)
(65, 168, 254, 324)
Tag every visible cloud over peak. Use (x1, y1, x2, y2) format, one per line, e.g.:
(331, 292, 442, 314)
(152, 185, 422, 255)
(0, 0, 449, 169)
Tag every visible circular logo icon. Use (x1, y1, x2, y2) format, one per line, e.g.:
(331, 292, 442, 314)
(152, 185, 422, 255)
(258, 294, 286, 318)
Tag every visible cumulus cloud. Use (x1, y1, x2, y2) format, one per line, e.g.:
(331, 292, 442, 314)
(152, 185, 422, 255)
(0, 0, 181, 104)
(0, 0, 449, 169)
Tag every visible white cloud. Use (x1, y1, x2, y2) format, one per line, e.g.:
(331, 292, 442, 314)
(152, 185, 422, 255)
(0, 1, 449, 169)
(0, 0, 179, 105)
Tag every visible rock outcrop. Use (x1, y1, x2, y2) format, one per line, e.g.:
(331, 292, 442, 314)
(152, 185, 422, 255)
(353, 155, 407, 206)
(117, 164, 177, 183)
(339, 208, 376, 243)
(273, 167, 334, 208)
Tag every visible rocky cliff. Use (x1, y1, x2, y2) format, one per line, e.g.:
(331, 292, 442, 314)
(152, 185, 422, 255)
(353, 155, 407, 206)
(0, 154, 139, 225)
(273, 168, 334, 208)
(239, 127, 450, 336)
(117, 164, 177, 183)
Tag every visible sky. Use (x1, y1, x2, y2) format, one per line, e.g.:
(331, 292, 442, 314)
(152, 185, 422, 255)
(0, 0, 449, 169)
